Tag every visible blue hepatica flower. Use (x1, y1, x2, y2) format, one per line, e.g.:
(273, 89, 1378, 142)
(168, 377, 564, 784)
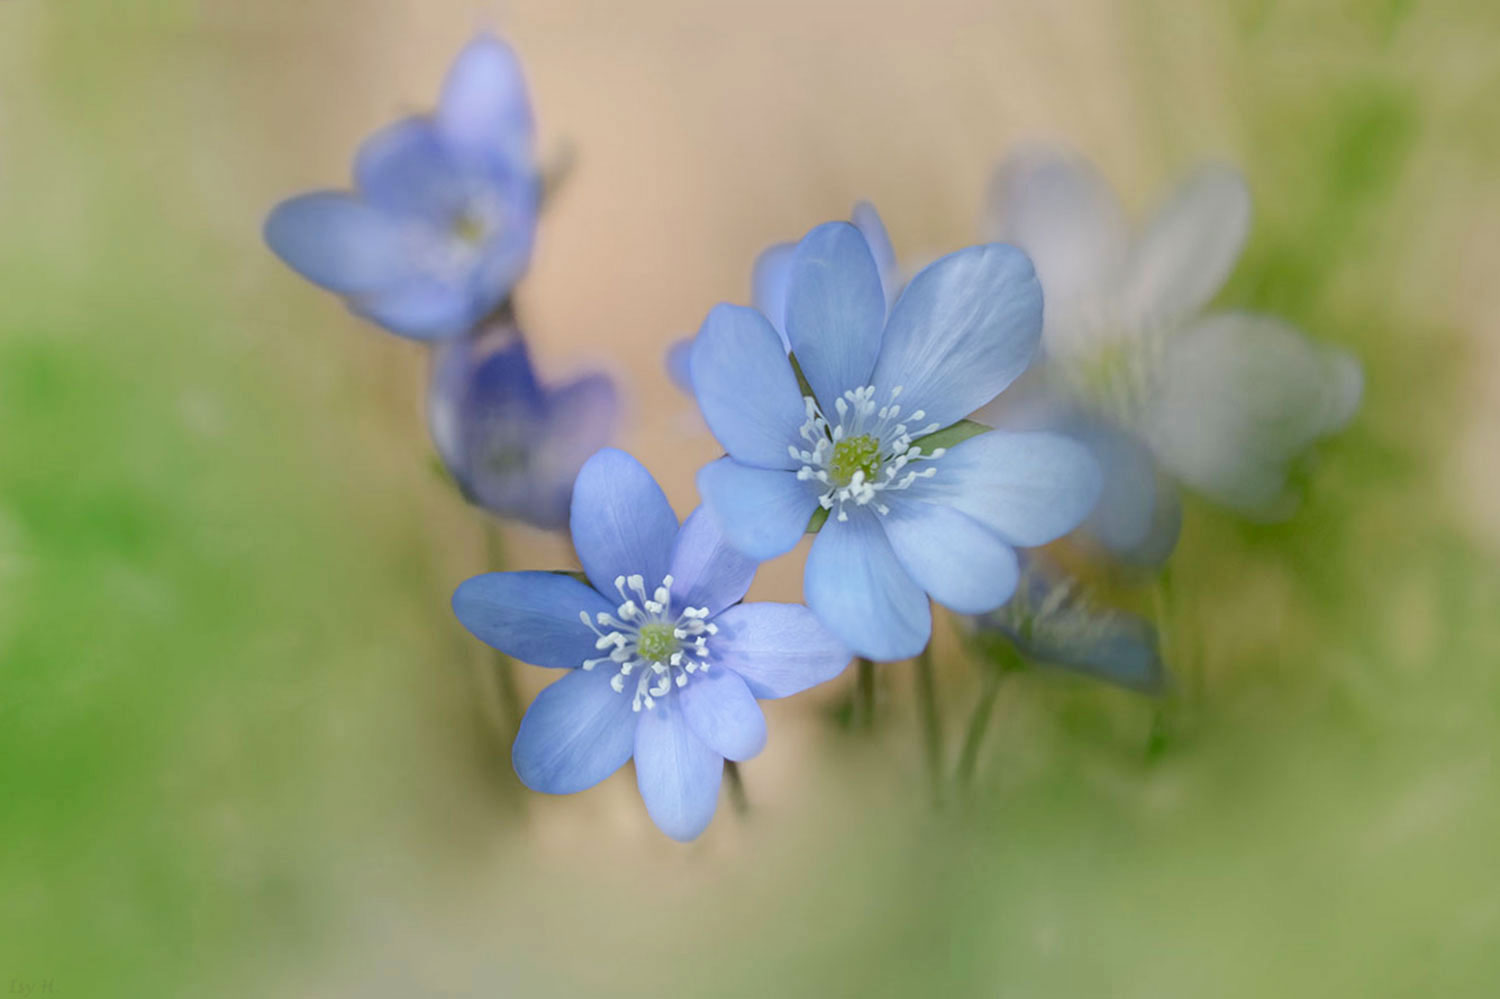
(665, 202, 900, 392)
(264, 35, 539, 339)
(980, 148, 1363, 563)
(428, 317, 617, 531)
(690, 221, 1103, 661)
(972, 553, 1165, 694)
(452, 448, 851, 841)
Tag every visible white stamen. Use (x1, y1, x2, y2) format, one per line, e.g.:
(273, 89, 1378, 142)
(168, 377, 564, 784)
(577, 571, 716, 712)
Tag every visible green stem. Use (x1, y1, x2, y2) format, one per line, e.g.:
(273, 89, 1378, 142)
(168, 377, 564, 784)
(954, 664, 1004, 789)
(724, 761, 750, 817)
(855, 657, 876, 730)
(913, 643, 944, 805)
(482, 522, 523, 732)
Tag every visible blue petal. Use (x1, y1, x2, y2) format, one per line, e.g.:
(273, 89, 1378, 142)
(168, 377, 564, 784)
(751, 242, 795, 346)
(804, 511, 930, 661)
(696, 459, 818, 562)
(489, 373, 618, 531)
(850, 201, 900, 308)
(690, 304, 807, 470)
(710, 603, 852, 698)
(437, 34, 535, 167)
(1142, 312, 1363, 518)
(870, 244, 1043, 430)
(1123, 165, 1250, 329)
(353, 276, 477, 340)
(452, 571, 613, 668)
(1073, 422, 1181, 565)
(784, 221, 886, 410)
(512, 666, 637, 794)
(354, 116, 466, 220)
(915, 430, 1101, 548)
(664, 336, 695, 392)
(668, 507, 758, 617)
(633, 700, 723, 841)
(882, 501, 1021, 615)
(570, 448, 679, 594)
(678, 666, 766, 762)
(263, 192, 413, 295)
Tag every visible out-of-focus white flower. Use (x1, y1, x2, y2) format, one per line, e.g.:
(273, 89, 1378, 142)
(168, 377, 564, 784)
(980, 148, 1363, 563)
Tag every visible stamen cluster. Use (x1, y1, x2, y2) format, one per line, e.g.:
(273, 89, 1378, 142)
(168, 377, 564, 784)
(789, 384, 945, 521)
(579, 573, 716, 711)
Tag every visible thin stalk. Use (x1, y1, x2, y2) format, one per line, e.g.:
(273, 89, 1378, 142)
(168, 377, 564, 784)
(855, 657, 876, 730)
(482, 522, 523, 732)
(913, 642, 944, 806)
(954, 664, 1004, 789)
(724, 761, 750, 817)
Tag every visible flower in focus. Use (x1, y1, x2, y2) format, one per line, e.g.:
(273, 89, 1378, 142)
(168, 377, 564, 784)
(691, 221, 1101, 661)
(981, 148, 1363, 563)
(665, 202, 900, 392)
(264, 35, 539, 339)
(452, 449, 851, 841)
(970, 553, 1165, 694)
(428, 316, 617, 531)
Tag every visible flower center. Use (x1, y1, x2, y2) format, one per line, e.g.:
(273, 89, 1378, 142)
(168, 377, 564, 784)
(790, 385, 945, 521)
(829, 434, 882, 486)
(1055, 333, 1164, 431)
(578, 573, 716, 711)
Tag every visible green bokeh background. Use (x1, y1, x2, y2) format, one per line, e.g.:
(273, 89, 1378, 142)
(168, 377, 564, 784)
(3, 1, 1498, 995)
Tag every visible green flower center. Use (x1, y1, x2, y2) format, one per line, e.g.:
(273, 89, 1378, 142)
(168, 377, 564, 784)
(453, 211, 488, 246)
(829, 434, 882, 486)
(635, 622, 678, 663)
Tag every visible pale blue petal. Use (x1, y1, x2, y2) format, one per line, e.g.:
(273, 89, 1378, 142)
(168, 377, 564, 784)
(354, 116, 465, 220)
(690, 304, 807, 470)
(883, 501, 1021, 614)
(850, 200, 900, 308)
(804, 512, 930, 662)
(1143, 312, 1363, 517)
(784, 221, 886, 408)
(437, 34, 535, 167)
(870, 244, 1043, 430)
(504, 372, 619, 531)
(634, 700, 723, 841)
(1123, 164, 1250, 327)
(512, 666, 637, 794)
(452, 571, 611, 668)
(983, 147, 1127, 308)
(751, 242, 795, 346)
(668, 507, 757, 617)
(570, 448, 679, 594)
(263, 192, 414, 295)
(710, 603, 852, 699)
(915, 430, 1101, 547)
(678, 666, 766, 762)
(664, 336, 695, 392)
(353, 277, 476, 339)
(696, 459, 818, 562)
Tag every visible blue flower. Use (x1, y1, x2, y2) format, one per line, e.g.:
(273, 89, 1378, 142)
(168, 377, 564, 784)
(665, 202, 901, 393)
(428, 317, 618, 531)
(981, 148, 1363, 563)
(689, 221, 1102, 661)
(971, 553, 1165, 694)
(264, 35, 540, 339)
(452, 448, 851, 841)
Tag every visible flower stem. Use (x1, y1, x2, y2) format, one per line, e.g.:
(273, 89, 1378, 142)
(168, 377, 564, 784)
(482, 522, 523, 733)
(855, 657, 876, 730)
(954, 662, 1005, 789)
(913, 642, 944, 805)
(724, 760, 750, 817)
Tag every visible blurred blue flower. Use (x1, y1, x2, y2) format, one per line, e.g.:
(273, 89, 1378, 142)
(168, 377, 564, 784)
(452, 449, 851, 841)
(981, 148, 1363, 564)
(691, 221, 1101, 661)
(665, 202, 900, 392)
(264, 35, 540, 339)
(971, 553, 1165, 694)
(428, 317, 617, 531)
